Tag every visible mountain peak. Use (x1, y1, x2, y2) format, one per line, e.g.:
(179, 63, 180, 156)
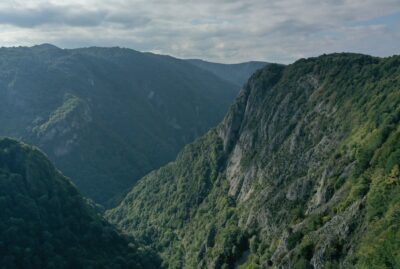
(32, 43, 60, 50)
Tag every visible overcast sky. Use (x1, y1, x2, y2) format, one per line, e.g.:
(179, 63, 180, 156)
(0, 0, 399, 63)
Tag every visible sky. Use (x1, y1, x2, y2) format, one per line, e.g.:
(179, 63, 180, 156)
(0, 0, 399, 64)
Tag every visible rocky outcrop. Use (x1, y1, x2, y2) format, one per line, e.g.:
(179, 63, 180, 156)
(32, 94, 92, 157)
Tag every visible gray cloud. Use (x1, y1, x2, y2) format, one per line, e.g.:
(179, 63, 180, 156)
(0, 0, 399, 63)
(0, 3, 150, 28)
(0, 6, 104, 27)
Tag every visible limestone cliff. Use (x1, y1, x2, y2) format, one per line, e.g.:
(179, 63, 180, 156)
(108, 53, 400, 269)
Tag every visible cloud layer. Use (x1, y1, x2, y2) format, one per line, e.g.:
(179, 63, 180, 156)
(0, 0, 399, 63)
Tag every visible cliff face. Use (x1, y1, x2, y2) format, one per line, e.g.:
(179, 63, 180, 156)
(107, 54, 400, 269)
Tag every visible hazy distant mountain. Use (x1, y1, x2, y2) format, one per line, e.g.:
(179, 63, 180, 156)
(108, 53, 400, 268)
(0, 44, 239, 206)
(0, 138, 161, 269)
(186, 59, 268, 87)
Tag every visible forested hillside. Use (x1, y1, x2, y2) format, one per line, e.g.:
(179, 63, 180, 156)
(0, 44, 239, 206)
(0, 138, 161, 269)
(108, 54, 400, 269)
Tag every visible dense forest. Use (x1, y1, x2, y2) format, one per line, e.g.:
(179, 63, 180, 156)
(0, 138, 161, 269)
(107, 53, 400, 269)
(1, 52, 399, 269)
(0, 44, 242, 206)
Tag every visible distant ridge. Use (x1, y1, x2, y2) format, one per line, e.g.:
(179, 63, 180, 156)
(186, 59, 268, 87)
(32, 43, 60, 49)
(0, 44, 239, 206)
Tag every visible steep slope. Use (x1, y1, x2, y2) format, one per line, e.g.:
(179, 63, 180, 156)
(0, 44, 238, 205)
(0, 138, 161, 269)
(107, 54, 400, 269)
(186, 59, 268, 87)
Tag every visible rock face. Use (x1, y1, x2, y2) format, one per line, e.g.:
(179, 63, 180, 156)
(107, 53, 400, 269)
(0, 45, 239, 206)
(32, 94, 92, 157)
(0, 138, 162, 269)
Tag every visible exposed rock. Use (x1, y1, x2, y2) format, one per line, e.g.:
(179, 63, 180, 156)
(108, 54, 400, 269)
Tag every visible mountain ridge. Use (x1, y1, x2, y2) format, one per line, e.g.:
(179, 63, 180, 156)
(0, 44, 241, 206)
(107, 53, 400, 269)
(186, 59, 268, 87)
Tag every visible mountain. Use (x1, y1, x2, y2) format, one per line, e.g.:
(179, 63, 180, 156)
(0, 44, 239, 206)
(186, 59, 268, 87)
(0, 138, 162, 269)
(107, 53, 400, 269)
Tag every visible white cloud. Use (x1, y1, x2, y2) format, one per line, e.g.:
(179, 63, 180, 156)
(0, 0, 399, 63)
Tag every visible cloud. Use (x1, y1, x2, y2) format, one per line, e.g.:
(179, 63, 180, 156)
(0, 0, 399, 63)
(0, 3, 150, 28)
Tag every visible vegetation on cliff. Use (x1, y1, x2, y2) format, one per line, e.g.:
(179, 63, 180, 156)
(107, 53, 400, 269)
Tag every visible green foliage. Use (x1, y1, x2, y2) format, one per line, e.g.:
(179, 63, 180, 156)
(33, 94, 84, 135)
(108, 53, 400, 268)
(292, 257, 313, 269)
(352, 166, 400, 268)
(0, 45, 239, 206)
(0, 138, 162, 269)
(287, 231, 304, 250)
